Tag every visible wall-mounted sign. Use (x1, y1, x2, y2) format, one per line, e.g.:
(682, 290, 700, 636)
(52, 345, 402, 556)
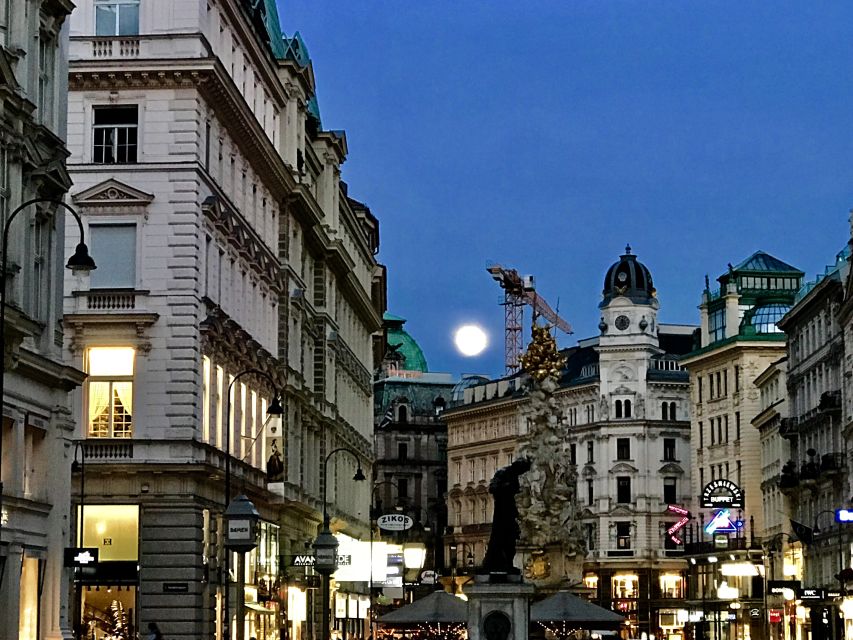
(705, 509, 743, 535)
(799, 588, 824, 600)
(836, 509, 853, 523)
(768, 580, 800, 595)
(701, 480, 744, 509)
(64, 547, 99, 567)
(162, 583, 189, 593)
(377, 514, 413, 531)
(666, 504, 691, 544)
(290, 554, 352, 567)
(749, 608, 762, 619)
(769, 610, 783, 623)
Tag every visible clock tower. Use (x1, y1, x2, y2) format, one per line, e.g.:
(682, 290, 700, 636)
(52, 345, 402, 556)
(596, 245, 661, 418)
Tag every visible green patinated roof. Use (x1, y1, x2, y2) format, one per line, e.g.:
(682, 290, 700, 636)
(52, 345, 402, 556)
(247, 0, 286, 59)
(384, 312, 428, 373)
(282, 30, 311, 67)
(732, 251, 802, 274)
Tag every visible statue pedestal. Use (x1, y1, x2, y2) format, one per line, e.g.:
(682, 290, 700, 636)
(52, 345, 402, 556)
(466, 574, 535, 640)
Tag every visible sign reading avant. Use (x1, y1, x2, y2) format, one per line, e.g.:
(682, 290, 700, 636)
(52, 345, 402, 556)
(701, 480, 744, 509)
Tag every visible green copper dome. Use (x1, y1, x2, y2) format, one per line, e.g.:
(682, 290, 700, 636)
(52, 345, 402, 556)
(384, 312, 428, 373)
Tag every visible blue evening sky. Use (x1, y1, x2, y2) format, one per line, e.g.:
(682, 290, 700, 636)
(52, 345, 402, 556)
(276, 1, 853, 378)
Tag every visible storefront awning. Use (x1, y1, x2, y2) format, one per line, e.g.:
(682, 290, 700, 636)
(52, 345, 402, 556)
(245, 602, 274, 614)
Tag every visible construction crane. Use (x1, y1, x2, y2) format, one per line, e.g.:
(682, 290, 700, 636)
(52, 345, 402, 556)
(487, 264, 572, 376)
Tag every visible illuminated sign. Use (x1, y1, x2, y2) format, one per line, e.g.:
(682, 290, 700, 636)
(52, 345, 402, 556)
(705, 509, 741, 535)
(666, 505, 692, 545)
(769, 610, 783, 623)
(64, 547, 99, 567)
(700, 480, 744, 509)
(836, 509, 853, 523)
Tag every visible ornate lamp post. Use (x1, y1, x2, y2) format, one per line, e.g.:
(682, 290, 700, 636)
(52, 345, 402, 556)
(314, 447, 366, 640)
(0, 198, 95, 590)
(222, 368, 282, 640)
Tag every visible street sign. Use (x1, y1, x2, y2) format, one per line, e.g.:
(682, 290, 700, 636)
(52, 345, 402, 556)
(377, 514, 413, 531)
(64, 547, 99, 567)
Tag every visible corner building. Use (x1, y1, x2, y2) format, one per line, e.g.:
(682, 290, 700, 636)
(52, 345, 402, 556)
(0, 1, 82, 638)
(681, 251, 803, 640)
(63, 2, 383, 639)
(445, 248, 696, 640)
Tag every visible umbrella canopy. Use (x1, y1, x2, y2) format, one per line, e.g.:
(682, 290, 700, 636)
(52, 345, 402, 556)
(531, 592, 624, 628)
(378, 590, 468, 624)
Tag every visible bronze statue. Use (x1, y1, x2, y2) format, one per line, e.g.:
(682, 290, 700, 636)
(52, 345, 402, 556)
(483, 458, 532, 572)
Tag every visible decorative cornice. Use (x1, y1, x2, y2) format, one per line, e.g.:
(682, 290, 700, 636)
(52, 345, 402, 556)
(202, 195, 283, 294)
(198, 299, 284, 390)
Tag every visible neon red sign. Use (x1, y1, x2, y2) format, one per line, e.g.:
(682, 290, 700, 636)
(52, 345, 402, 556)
(665, 504, 692, 545)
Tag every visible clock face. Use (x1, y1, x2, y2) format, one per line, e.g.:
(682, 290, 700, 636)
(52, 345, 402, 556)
(615, 315, 630, 330)
(617, 271, 628, 283)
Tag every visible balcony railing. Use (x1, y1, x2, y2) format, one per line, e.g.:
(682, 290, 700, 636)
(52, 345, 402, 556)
(70, 289, 148, 313)
(83, 440, 134, 460)
(69, 34, 209, 63)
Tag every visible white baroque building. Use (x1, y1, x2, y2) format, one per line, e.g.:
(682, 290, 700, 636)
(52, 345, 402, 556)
(445, 248, 696, 640)
(62, 2, 384, 639)
(0, 1, 81, 639)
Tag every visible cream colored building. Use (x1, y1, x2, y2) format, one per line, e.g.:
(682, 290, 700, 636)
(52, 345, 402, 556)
(0, 1, 82, 638)
(62, 1, 383, 639)
(445, 248, 696, 640)
(681, 251, 803, 640)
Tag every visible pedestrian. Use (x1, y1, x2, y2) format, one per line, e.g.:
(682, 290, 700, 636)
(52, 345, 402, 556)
(147, 622, 164, 640)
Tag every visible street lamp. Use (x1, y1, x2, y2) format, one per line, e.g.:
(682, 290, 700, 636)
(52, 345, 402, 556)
(0, 199, 95, 587)
(222, 369, 282, 640)
(314, 447, 366, 640)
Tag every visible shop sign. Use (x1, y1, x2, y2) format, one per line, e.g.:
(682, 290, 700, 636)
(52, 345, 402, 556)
(64, 547, 99, 567)
(836, 509, 853, 523)
(377, 514, 413, 531)
(769, 610, 783, 623)
(799, 588, 824, 600)
(666, 505, 691, 545)
(749, 608, 761, 619)
(290, 554, 351, 567)
(162, 583, 189, 593)
(705, 509, 743, 535)
(714, 534, 729, 549)
(420, 570, 437, 584)
(700, 479, 744, 509)
(768, 580, 800, 595)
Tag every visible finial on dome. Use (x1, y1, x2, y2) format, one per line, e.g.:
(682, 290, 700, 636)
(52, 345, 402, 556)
(625, 244, 632, 255)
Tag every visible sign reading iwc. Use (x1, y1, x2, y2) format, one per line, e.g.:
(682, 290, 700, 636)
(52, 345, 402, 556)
(700, 479, 744, 509)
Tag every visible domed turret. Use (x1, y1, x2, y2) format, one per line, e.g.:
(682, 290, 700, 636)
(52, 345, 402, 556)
(601, 245, 656, 307)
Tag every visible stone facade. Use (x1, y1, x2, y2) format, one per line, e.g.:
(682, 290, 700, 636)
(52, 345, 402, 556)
(681, 251, 803, 640)
(445, 249, 696, 640)
(62, 2, 384, 639)
(0, 1, 81, 639)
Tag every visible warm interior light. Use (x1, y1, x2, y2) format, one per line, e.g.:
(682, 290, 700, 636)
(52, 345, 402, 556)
(403, 544, 426, 569)
(717, 581, 739, 600)
(721, 562, 759, 577)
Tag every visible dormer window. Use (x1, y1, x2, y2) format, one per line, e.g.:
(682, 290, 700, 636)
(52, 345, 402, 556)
(397, 404, 408, 424)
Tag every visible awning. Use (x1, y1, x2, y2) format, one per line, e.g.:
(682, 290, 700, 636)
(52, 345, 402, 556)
(531, 592, 624, 628)
(378, 590, 467, 624)
(245, 602, 275, 614)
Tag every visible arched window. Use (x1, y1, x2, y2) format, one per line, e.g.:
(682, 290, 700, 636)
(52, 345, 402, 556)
(661, 402, 669, 421)
(615, 400, 623, 419)
(624, 399, 632, 418)
(669, 402, 677, 420)
(397, 405, 408, 423)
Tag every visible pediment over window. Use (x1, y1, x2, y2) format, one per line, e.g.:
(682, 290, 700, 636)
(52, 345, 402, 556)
(582, 465, 598, 478)
(580, 508, 596, 519)
(609, 462, 639, 475)
(72, 179, 154, 213)
(658, 462, 685, 476)
(610, 505, 634, 517)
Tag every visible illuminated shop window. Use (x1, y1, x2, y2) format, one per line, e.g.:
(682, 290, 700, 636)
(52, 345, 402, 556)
(612, 573, 638, 599)
(659, 572, 684, 598)
(583, 573, 598, 591)
(80, 504, 139, 561)
(87, 347, 135, 438)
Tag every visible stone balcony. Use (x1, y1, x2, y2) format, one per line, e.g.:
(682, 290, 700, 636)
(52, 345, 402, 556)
(69, 289, 149, 314)
(69, 34, 210, 64)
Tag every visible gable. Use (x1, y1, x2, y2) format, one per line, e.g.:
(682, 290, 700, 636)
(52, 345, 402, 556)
(72, 179, 154, 212)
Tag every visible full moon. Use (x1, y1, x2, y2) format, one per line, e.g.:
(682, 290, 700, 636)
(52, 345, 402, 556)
(454, 325, 488, 356)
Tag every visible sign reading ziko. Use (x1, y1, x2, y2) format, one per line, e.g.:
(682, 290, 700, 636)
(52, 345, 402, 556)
(377, 514, 413, 531)
(700, 479, 744, 509)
